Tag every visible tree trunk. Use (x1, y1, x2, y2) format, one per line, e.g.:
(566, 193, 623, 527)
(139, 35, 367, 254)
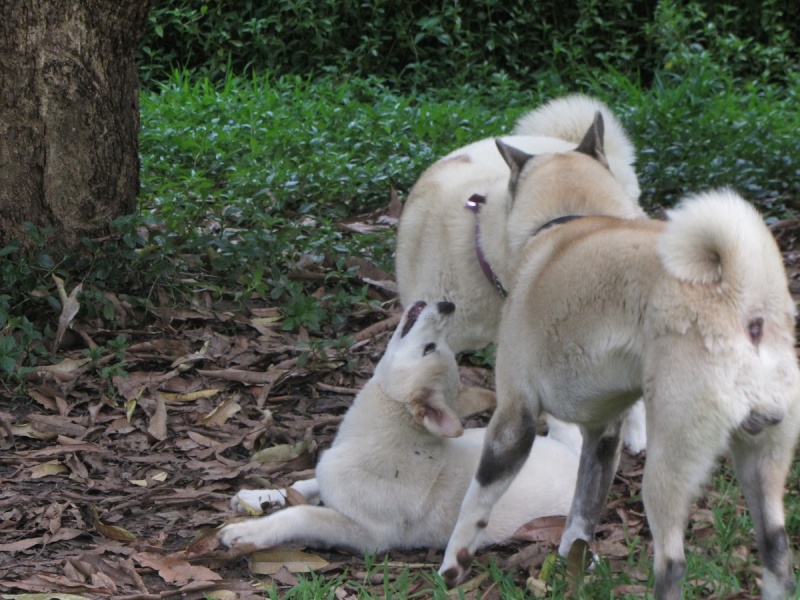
(0, 0, 156, 251)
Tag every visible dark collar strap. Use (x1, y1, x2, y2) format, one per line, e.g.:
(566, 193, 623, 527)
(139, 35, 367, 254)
(533, 214, 584, 236)
(465, 193, 583, 299)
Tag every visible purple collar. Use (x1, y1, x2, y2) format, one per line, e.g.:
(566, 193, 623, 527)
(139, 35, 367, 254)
(465, 193, 583, 298)
(465, 194, 508, 298)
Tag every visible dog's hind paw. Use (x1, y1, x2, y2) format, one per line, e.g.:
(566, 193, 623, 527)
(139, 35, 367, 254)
(231, 489, 287, 515)
(218, 521, 270, 550)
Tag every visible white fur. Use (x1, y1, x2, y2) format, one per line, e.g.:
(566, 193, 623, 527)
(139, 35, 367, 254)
(219, 302, 581, 554)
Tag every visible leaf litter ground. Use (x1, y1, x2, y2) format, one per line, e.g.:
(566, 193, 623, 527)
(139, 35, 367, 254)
(2, 216, 800, 599)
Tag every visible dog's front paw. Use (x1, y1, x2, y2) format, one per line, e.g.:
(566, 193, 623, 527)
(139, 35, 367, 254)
(438, 547, 474, 588)
(231, 489, 287, 515)
(218, 521, 270, 550)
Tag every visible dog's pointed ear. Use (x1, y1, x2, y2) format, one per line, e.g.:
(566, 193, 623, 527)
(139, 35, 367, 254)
(496, 139, 533, 194)
(410, 388, 464, 438)
(574, 111, 609, 168)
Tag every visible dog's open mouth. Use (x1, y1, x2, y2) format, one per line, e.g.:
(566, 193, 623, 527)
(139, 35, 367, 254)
(401, 301, 427, 338)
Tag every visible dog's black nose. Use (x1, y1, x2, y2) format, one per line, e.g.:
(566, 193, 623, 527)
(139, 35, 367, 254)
(437, 301, 455, 315)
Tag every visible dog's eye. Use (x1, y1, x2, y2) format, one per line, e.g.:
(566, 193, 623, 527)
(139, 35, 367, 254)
(423, 343, 437, 355)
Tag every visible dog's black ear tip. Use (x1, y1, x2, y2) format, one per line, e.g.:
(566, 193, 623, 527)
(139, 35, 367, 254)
(437, 301, 455, 315)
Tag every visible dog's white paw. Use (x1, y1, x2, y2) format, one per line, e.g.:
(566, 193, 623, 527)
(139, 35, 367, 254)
(623, 426, 646, 455)
(439, 547, 472, 588)
(622, 400, 647, 455)
(218, 520, 270, 549)
(231, 489, 287, 515)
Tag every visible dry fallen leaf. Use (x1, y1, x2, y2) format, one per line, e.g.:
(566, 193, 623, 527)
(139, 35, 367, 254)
(132, 551, 222, 585)
(52, 276, 82, 353)
(512, 515, 566, 543)
(27, 357, 91, 382)
(147, 396, 168, 441)
(28, 461, 69, 479)
(129, 471, 168, 487)
(88, 505, 136, 542)
(158, 389, 221, 402)
(251, 439, 310, 464)
(247, 549, 329, 575)
(184, 527, 223, 554)
(387, 187, 403, 219)
(284, 486, 309, 507)
(525, 575, 548, 598)
(11, 423, 57, 441)
(199, 395, 241, 426)
(565, 539, 591, 598)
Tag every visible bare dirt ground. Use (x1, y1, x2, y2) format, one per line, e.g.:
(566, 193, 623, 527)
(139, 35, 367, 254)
(2, 217, 799, 599)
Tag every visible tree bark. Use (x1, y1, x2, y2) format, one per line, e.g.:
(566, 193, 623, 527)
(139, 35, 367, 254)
(0, 0, 156, 251)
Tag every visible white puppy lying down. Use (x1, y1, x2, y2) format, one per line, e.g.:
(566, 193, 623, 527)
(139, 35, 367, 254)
(218, 301, 581, 553)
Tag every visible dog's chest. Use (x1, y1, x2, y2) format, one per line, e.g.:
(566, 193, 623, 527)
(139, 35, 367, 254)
(375, 442, 445, 483)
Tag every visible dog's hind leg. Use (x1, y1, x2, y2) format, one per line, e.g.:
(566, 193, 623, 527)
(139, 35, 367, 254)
(730, 431, 797, 599)
(439, 399, 538, 587)
(643, 419, 724, 600)
(219, 504, 379, 554)
(557, 419, 623, 558)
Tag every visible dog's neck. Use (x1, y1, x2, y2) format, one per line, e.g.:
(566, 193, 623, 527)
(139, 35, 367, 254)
(337, 379, 448, 449)
(467, 194, 583, 297)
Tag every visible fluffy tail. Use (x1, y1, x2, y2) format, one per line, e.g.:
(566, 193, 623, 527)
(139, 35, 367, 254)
(657, 188, 785, 292)
(659, 188, 798, 434)
(513, 94, 639, 201)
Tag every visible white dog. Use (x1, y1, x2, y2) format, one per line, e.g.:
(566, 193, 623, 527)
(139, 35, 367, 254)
(218, 301, 582, 553)
(395, 94, 648, 453)
(437, 170, 800, 598)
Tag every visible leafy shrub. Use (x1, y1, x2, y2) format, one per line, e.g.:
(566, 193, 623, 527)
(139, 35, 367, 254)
(138, 0, 799, 88)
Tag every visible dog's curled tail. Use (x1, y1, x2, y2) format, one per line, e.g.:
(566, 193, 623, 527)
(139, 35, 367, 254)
(657, 188, 785, 292)
(512, 94, 639, 201)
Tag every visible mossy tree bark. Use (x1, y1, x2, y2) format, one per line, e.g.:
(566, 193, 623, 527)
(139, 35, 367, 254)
(0, 0, 156, 251)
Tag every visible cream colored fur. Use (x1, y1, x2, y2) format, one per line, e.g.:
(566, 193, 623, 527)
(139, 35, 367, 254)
(396, 94, 642, 353)
(395, 94, 648, 454)
(218, 302, 581, 554)
(440, 184, 800, 599)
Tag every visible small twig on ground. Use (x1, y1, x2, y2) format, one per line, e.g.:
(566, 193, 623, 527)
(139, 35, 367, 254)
(351, 314, 401, 343)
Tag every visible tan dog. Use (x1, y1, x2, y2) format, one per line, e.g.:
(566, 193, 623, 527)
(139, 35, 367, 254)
(438, 171, 800, 597)
(395, 94, 648, 454)
(218, 301, 582, 554)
